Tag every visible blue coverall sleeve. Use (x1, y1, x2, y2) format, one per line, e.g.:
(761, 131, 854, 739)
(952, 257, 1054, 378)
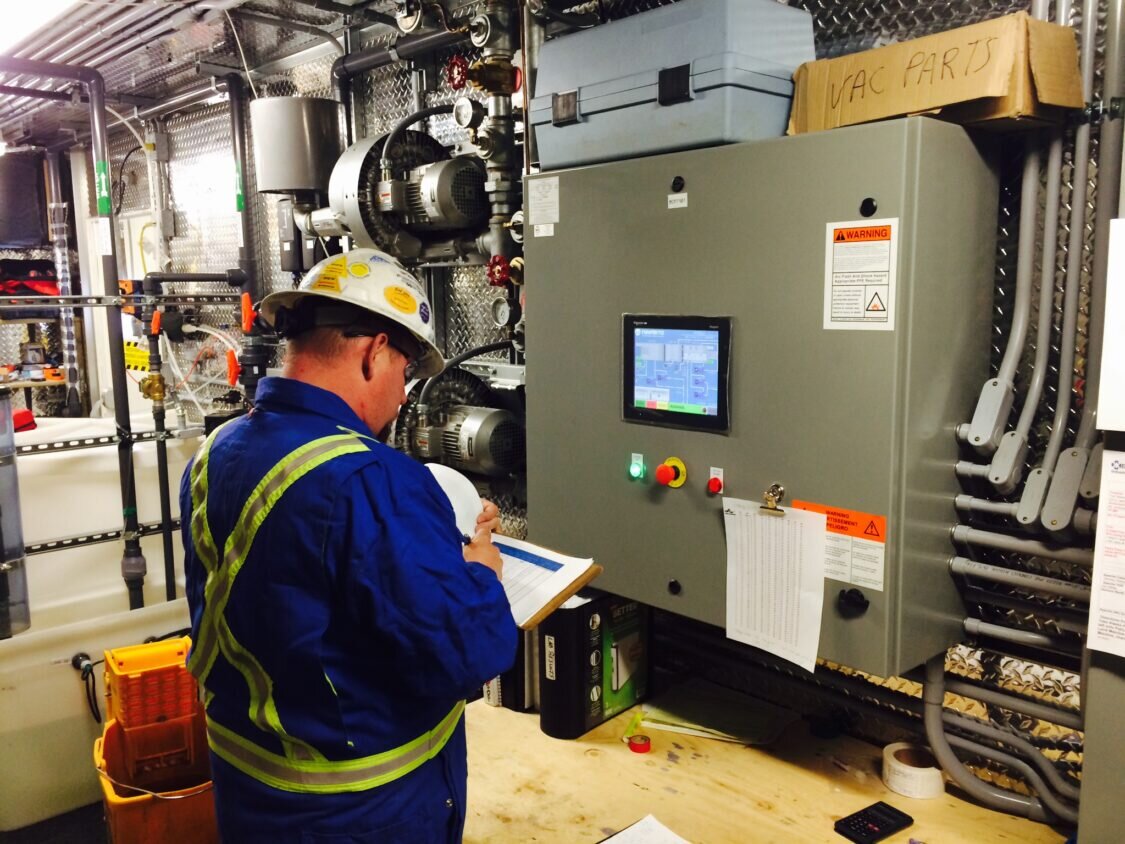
(335, 463, 519, 699)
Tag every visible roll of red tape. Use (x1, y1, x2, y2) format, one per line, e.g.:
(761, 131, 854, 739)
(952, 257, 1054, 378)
(627, 734, 651, 754)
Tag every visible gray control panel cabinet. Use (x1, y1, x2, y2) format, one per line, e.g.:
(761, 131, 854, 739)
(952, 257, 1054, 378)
(524, 118, 998, 678)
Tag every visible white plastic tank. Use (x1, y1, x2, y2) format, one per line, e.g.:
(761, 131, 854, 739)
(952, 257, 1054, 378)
(0, 415, 198, 830)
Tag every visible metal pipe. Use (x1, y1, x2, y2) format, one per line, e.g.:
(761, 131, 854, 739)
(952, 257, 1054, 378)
(229, 9, 344, 55)
(964, 618, 1081, 653)
(954, 495, 1018, 516)
(0, 85, 74, 102)
(132, 81, 224, 123)
(332, 28, 469, 85)
(287, 0, 397, 27)
(952, 525, 1094, 567)
(946, 733, 1077, 823)
(946, 678, 1084, 731)
(943, 710, 1081, 801)
(140, 277, 177, 602)
(0, 6, 182, 120)
(1075, 0, 1125, 448)
(924, 656, 1051, 821)
(950, 557, 1091, 601)
(1014, 128, 1063, 440)
(0, 56, 147, 608)
(44, 151, 82, 416)
(224, 75, 256, 299)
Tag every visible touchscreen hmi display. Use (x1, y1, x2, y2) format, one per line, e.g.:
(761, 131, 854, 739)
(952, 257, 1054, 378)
(623, 315, 730, 432)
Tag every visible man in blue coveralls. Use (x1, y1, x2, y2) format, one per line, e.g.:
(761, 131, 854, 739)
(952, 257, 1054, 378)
(181, 248, 518, 842)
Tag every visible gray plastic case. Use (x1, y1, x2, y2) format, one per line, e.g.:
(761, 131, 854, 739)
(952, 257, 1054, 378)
(530, 0, 816, 170)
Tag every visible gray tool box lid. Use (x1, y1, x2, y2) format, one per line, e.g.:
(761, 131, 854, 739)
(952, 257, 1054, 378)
(530, 0, 814, 125)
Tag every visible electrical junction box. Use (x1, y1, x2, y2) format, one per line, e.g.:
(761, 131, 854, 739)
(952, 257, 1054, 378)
(529, 0, 814, 170)
(524, 117, 998, 678)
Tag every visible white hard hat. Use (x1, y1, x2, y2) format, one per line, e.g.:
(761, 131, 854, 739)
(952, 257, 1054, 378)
(260, 248, 444, 379)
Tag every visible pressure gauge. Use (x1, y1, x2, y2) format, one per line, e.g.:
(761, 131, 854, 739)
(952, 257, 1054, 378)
(490, 295, 521, 328)
(452, 97, 486, 131)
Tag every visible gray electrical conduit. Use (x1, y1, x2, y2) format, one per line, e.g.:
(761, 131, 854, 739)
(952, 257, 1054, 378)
(942, 710, 1081, 801)
(952, 525, 1094, 567)
(948, 731, 1078, 824)
(1039, 0, 1097, 476)
(960, 142, 1041, 454)
(924, 657, 1053, 822)
(946, 678, 1083, 731)
(949, 557, 1092, 601)
(960, 0, 1051, 455)
(963, 618, 1081, 653)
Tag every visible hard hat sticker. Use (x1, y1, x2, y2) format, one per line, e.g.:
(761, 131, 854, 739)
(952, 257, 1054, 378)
(384, 285, 418, 314)
(309, 255, 347, 292)
(348, 262, 371, 278)
(419, 301, 431, 324)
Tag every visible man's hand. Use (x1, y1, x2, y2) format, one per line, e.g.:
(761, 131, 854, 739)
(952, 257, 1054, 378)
(477, 498, 501, 534)
(464, 498, 503, 578)
(464, 526, 503, 579)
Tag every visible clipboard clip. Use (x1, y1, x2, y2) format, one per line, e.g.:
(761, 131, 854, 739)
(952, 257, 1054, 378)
(760, 483, 786, 516)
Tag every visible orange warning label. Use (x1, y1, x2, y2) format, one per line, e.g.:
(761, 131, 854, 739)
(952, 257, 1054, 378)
(792, 500, 887, 543)
(833, 226, 891, 243)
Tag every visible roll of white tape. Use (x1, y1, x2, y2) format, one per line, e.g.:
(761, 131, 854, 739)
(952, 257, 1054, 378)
(882, 742, 944, 799)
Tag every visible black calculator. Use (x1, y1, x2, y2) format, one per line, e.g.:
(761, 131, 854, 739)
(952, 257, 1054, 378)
(833, 801, 914, 843)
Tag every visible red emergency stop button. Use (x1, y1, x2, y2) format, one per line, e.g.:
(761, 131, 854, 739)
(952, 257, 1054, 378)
(655, 457, 687, 488)
(707, 476, 723, 495)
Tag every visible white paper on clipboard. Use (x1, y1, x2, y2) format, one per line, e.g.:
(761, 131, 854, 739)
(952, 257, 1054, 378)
(723, 499, 827, 672)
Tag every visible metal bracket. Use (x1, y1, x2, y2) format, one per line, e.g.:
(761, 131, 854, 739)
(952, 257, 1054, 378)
(551, 90, 579, 127)
(459, 360, 525, 390)
(25, 520, 181, 557)
(1073, 98, 1125, 125)
(16, 429, 165, 456)
(0, 293, 240, 311)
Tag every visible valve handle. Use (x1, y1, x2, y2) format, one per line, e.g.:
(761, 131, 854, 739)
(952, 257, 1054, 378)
(446, 55, 470, 90)
(486, 255, 511, 286)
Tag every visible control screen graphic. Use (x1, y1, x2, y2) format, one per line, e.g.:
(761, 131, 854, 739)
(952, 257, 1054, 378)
(623, 315, 730, 432)
(633, 327, 719, 416)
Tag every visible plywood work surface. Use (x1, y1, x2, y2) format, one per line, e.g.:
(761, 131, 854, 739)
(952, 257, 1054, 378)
(464, 702, 1065, 844)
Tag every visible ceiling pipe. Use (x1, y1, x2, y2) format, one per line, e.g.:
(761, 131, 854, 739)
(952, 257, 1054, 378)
(287, 0, 397, 27)
(229, 9, 344, 56)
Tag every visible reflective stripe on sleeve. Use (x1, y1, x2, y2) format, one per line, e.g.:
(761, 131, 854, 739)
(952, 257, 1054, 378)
(207, 701, 466, 793)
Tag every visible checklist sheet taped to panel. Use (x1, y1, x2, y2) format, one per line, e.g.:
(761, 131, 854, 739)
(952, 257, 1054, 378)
(723, 499, 827, 672)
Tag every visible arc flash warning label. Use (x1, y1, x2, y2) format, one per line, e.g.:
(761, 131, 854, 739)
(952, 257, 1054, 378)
(793, 500, 887, 591)
(824, 217, 898, 332)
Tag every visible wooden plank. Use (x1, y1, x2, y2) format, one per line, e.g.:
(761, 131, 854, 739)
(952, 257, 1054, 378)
(464, 702, 1065, 844)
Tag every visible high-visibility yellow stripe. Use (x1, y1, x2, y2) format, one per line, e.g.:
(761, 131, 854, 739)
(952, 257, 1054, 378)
(189, 436, 367, 681)
(189, 425, 226, 575)
(206, 701, 465, 793)
(188, 432, 369, 766)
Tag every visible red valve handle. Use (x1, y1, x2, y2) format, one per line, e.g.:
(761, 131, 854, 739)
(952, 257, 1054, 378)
(446, 55, 469, 90)
(486, 255, 511, 286)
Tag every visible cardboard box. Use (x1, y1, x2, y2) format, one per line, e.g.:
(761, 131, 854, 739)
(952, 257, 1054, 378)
(788, 12, 1083, 134)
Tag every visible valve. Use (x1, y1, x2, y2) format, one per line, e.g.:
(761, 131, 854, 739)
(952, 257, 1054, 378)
(486, 255, 511, 286)
(446, 55, 470, 91)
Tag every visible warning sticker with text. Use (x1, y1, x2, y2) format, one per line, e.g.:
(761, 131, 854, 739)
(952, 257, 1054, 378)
(792, 500, 887, 591)
(823, 218, 898, 332)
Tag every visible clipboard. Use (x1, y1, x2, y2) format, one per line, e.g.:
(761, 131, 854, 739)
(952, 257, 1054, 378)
(518, 563, 603, 630)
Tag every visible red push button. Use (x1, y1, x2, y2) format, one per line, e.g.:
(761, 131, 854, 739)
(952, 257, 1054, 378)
(655, 463, 678, 486)
(707, 476, 723, 495)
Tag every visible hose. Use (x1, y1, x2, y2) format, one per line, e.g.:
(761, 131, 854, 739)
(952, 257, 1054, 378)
(184, 324, 241, 355)
(380, 104, 452, 176)
(417, 339, 514, 409)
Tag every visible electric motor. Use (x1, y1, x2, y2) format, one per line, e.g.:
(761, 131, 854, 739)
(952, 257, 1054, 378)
(412, 405, 525, 477)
